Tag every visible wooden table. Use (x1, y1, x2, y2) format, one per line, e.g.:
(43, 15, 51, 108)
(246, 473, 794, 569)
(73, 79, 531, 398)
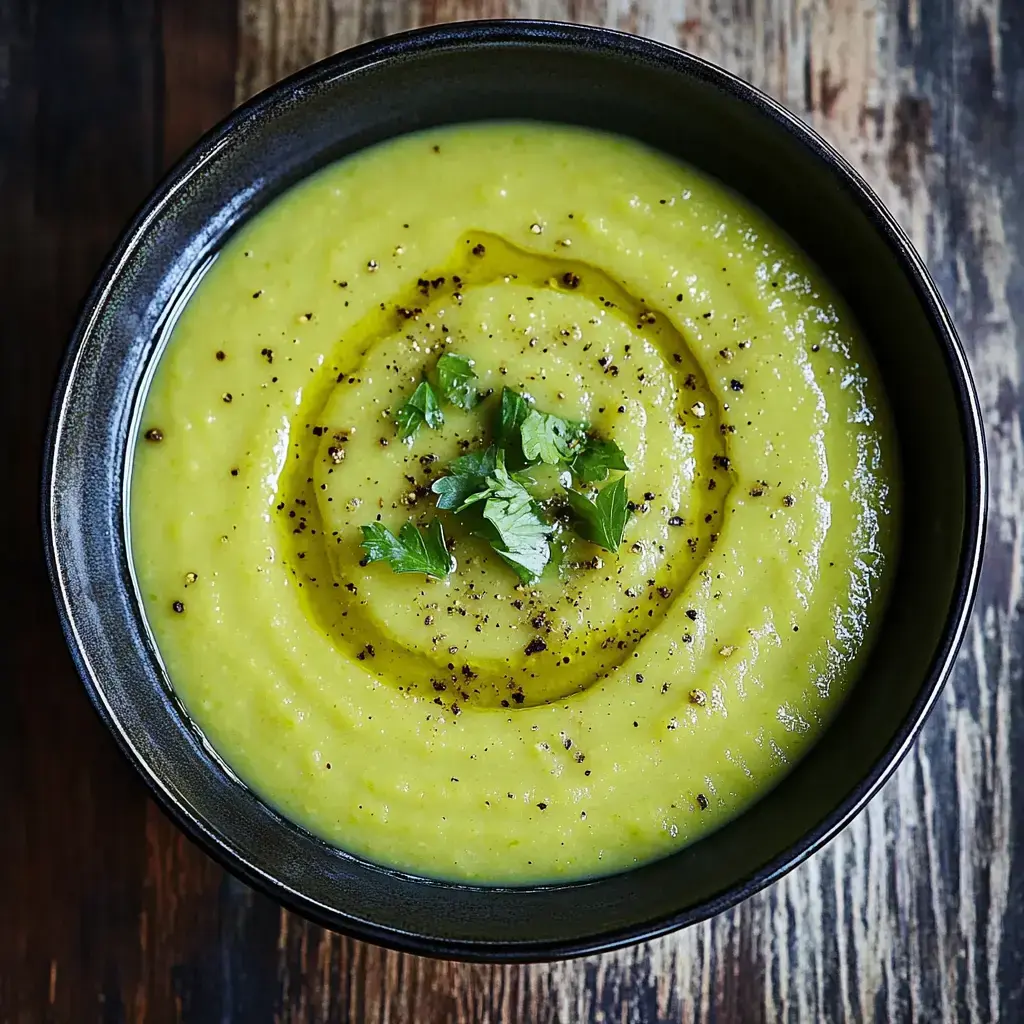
(3, 1, 1019, 1020)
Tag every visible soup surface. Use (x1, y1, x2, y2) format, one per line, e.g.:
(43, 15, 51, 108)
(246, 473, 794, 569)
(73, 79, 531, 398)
(132, 122, 898, 883)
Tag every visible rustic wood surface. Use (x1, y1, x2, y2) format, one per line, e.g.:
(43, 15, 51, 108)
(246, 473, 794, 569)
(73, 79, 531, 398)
(2, 0, 1020, 1020)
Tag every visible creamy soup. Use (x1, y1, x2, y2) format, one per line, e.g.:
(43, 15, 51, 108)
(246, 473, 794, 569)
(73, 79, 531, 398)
(131, 122, 898, 883)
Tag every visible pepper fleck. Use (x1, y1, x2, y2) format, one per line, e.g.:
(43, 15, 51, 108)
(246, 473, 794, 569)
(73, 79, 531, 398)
(172, 600, 185, 614)
(144, 428, 163, 443)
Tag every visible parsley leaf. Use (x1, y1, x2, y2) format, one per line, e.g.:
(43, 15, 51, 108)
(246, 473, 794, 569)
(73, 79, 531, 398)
(461, 451, 553, 582)
(359, 519, 453, 579)
(405, 379, 632, 582)
(494, 540, 551, 583)
(520, 409, 587, 465)
(571, 437, 630, 483)
(495, 387, 531, 448)
(394, 379, 443, 440)
(430, 446, 498, 510)
(565, 476, 631, 551)
(435, 353, 479, 410)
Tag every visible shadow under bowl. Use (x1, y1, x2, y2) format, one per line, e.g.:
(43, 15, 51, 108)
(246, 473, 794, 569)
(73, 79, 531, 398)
(43, 20, 986, 962)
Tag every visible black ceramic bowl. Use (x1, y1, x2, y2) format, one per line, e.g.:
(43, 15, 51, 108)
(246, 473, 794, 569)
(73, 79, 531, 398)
(43, 21, 985, 961)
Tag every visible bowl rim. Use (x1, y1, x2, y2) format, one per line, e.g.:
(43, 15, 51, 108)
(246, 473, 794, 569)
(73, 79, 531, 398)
(42, 18, 988, 961)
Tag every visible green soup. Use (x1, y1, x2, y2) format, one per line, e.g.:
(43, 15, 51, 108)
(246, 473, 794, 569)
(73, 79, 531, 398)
(131, 122, 899, 883)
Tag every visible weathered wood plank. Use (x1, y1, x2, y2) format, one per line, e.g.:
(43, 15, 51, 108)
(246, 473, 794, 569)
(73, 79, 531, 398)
(0, 1, 244, 1022)
(0, 0, 164, 1020)
(162, 0, 239, 167)
(233, 1, 1022, 1021)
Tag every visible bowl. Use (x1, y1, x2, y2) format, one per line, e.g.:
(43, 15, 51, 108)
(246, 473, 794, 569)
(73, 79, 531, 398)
(42, 20, 986, 961)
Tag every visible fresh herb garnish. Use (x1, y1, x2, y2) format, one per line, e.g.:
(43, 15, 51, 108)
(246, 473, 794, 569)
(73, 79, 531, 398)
(571, 437, 630, 483)
(520, 409, 587, 466)
(472, 452, 552, 582)
(565, 476, 631, 551)
(359, 519, 453, 579)
(431, 446, 498, 510)
(369, 358, 635, 582)
(495, 387, 531, 449)
(435, 353, 479, 410)
(394, 379, 443, 440)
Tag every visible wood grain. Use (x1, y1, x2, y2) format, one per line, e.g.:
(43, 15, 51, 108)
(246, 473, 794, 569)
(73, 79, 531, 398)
(0, 1, 239, 1021)
(1, 3, 162, 1021)
(2, 0, 1020, 1020)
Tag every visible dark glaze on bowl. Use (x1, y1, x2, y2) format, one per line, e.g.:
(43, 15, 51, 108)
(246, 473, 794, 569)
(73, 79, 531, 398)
(43, 21, 986, 961)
